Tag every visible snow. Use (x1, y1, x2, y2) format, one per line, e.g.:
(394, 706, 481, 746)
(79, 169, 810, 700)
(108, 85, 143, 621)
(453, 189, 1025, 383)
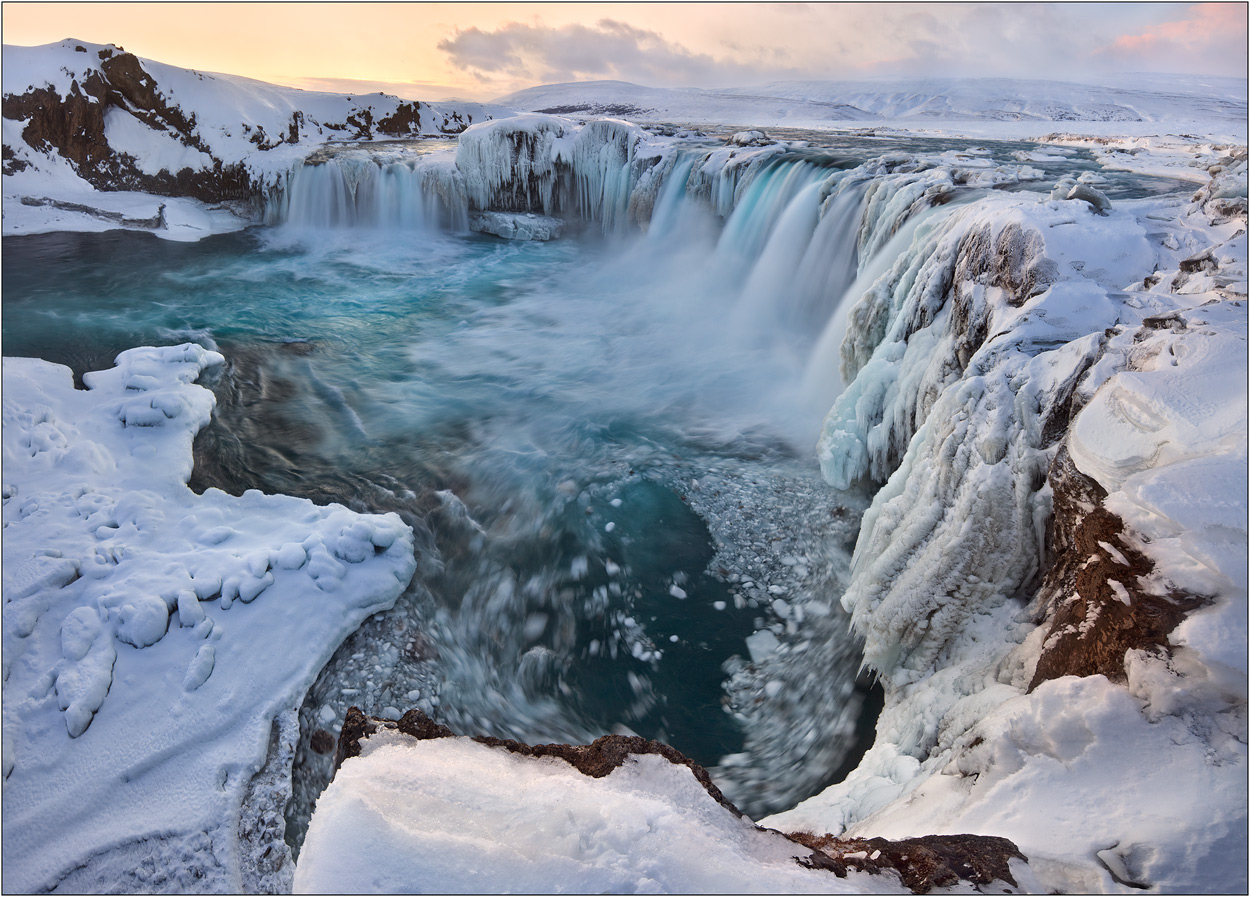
(4, 40, 1247, 894)
(496, 75, 1247, 140)
(765, 143, 1247, 893)
(102, 106, 216, 176)
(2, 345, 417, 892)
(294, 726, 969, 894)
(1069, 298, 1248, 664)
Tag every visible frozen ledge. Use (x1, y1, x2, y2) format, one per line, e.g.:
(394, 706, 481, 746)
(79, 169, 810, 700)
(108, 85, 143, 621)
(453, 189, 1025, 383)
(1, 345, 417, 892)
(294, 706, 1036, 894)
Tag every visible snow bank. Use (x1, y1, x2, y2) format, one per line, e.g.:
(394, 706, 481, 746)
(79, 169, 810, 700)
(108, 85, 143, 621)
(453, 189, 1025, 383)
(295, 712, 1037, 894)
(1, 345, 417, 892)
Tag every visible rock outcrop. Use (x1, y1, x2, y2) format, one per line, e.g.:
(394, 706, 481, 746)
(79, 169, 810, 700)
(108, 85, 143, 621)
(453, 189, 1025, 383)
(3, 48, 255, 202)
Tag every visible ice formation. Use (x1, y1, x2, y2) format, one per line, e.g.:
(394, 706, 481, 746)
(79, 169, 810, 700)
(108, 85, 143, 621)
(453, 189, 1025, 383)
(2, 346, 417, 892)
(767, 157, 1247, 893)
(3, 38, 1247, 895)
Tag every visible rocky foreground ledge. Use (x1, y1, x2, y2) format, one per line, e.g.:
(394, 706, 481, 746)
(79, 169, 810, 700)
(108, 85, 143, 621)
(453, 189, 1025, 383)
(294, 706, 1035, 894)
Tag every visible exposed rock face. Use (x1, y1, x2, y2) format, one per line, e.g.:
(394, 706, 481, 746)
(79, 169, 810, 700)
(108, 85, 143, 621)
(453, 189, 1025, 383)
(1029, 447, 1209, 691)
(789, 830, 1027, 894)
(2, 51, 255, 202)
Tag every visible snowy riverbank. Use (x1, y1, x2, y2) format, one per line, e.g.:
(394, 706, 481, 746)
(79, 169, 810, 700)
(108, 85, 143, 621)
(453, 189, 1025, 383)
(1, 346, 417, 892)
(3, 39, 1246, 894)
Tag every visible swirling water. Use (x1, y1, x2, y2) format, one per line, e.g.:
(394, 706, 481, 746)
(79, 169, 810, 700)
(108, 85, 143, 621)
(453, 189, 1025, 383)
(1, 133, 1190, 842)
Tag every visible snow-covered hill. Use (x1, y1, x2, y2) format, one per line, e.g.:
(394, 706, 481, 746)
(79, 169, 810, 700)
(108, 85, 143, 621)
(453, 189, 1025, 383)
(495, 74, 1249, 132)
(1, 39, 514, 237)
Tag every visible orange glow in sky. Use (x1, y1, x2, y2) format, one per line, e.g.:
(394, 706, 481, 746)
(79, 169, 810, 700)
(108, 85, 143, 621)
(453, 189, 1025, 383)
(2, 3, 1244, 102)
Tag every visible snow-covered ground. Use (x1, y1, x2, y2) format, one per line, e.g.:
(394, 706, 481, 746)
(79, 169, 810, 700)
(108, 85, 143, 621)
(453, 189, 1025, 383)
(495, 74, 1248, 141)
(294, 714, 1047, 894)
(3, 39, 1246, 894)
(1, 346, 417, 892)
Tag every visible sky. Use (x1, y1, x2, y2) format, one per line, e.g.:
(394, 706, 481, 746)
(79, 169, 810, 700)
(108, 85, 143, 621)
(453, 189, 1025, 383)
(2, 2, 1246, 101)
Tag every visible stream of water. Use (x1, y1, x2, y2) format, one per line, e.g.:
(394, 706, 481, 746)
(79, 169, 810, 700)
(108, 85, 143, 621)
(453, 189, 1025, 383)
(1, 131, 1188, 840)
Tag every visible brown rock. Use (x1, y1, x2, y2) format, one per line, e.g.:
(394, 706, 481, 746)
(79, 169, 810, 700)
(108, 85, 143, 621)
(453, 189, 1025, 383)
(788, 831, 1027, 894)
(1028, 447, 1209, 691)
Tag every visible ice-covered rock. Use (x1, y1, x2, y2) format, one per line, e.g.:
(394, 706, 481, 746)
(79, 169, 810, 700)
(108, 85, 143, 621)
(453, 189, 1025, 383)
(772, 157, 1247, 896)
(728, 129, 775, 147)
(469, 210, 564, 241)
(454, 114, 654, 235)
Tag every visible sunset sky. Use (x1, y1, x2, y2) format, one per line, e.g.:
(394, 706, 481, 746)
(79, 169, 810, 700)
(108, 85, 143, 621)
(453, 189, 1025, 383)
(3, 2, 1246, 101)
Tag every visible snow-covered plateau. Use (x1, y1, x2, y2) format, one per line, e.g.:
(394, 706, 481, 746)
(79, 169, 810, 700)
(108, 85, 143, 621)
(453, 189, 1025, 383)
(3, 39, 1247, 894)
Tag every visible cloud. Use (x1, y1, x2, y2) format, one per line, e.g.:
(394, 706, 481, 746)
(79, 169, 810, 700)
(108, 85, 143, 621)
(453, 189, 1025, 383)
(435, 19, 797, 91)
(1095, 3, 1248, 76)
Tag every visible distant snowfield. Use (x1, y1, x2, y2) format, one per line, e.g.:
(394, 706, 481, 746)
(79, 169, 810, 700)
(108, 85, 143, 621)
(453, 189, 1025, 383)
(494, 74, 1249, 141)
(3, 39, 1247, 895)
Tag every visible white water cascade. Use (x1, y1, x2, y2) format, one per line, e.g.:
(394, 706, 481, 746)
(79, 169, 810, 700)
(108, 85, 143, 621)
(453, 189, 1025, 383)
(273, 150, 468, 232)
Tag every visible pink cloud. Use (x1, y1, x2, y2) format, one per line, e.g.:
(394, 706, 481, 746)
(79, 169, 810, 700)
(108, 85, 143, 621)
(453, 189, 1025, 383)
(1100, 3, 1248, 74)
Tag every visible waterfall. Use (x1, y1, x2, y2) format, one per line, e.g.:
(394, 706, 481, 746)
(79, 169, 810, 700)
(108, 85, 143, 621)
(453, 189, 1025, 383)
(273, 151, 468, 232)
(265, 117, 998, 405)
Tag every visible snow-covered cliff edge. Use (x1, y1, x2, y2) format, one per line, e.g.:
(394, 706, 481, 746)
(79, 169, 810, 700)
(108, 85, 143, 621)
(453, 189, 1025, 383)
(1, 39, 512, 239)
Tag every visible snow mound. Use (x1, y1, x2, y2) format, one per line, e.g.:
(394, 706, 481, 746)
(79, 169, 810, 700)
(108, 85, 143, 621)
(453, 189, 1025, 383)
(295, 709, 1035, 894)
(2, 345, 417, 892)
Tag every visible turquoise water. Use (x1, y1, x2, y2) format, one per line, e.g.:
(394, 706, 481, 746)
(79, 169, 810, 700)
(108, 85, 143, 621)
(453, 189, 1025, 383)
(3, 216, 862, 834)
(1, 136, 1191, 834)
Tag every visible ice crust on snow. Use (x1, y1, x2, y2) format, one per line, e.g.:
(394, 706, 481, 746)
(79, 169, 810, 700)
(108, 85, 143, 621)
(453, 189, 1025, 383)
(1, 345, 416, 892)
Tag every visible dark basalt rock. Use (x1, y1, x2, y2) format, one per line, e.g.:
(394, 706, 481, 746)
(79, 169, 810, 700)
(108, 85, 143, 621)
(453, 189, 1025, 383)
(1028, 446, 1209, 691)
(2, 49, 259, 203)
(789, 830, 1027, 894)
(376, 102, 421, 137)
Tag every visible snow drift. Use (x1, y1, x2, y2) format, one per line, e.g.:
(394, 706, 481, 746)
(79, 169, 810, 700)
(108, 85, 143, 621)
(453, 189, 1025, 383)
(1, 346, 418, 892)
